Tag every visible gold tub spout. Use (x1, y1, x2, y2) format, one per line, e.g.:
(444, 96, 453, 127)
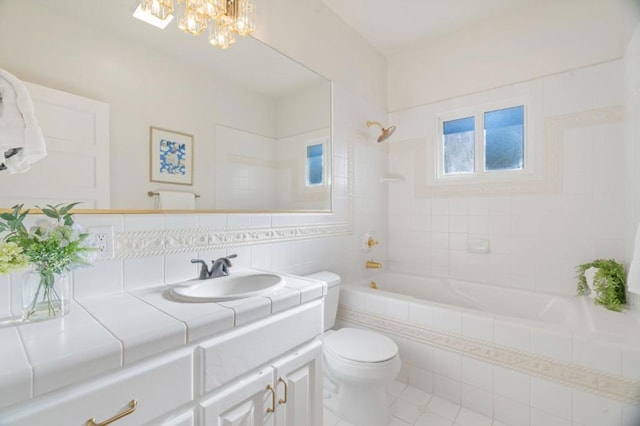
(366, 260, 383, 269)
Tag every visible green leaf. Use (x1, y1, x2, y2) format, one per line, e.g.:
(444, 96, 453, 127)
(577, 258, 626, 312)
(0, 213, 15, 221)
(40, 208, 59, 219)
(60, 202, 80, 215)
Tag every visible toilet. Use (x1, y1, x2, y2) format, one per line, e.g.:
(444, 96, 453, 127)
(306, 272, 401, 426)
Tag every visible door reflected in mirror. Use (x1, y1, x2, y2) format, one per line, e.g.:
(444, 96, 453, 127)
(0, 0, 332, 212)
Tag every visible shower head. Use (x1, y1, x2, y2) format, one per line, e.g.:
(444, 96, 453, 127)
(366, 120, 396, 143)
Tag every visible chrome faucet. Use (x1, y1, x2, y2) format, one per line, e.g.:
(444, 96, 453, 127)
(210, 254, 237, 278)
(191, 254, 238, 279)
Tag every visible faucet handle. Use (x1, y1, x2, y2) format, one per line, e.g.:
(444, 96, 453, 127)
(191, 259, 210, 279)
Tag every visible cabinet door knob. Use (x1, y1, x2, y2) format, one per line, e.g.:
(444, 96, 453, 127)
(266, 384, 276, 413)
(86, 399, 137, 426)
(277, 377, 288, 405)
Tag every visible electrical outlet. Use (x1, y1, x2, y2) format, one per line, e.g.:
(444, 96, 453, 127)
(88, 225, 114, 259)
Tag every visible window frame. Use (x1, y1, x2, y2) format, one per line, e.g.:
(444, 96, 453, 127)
(302, 137, 329, 190)
(436, 98, 531, 184)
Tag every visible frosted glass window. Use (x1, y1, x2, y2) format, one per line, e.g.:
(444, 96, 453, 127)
(443, 116, 475, 175)
(484, 106, 524, 171)
(306, 143, 323, 185)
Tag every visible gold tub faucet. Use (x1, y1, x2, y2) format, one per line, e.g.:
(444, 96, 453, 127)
(366, 260, 383, 269)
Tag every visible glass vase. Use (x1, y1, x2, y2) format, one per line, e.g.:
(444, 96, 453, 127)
(21, 268, 71, 322)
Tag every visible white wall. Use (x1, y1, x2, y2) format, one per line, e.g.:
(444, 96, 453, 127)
(275, 83, 331, 139)
(387, 60, 626, 295)
(625, 22, 640, 308)
(387, 0, 637, 111)
(255, 0, 387, 110)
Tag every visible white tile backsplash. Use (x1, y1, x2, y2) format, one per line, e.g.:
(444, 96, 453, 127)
(74, 260, 124, 298)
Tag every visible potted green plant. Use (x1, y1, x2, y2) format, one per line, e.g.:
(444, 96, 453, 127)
(576, 259, 626, 312)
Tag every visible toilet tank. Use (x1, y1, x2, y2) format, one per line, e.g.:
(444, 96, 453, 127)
(304, 271, 341, 331)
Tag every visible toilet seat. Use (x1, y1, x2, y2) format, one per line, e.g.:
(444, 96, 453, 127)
(324, 328, 398, 363)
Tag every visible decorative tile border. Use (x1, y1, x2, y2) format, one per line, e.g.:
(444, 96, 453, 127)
(114, 222, 351, 259)
(337, 306, 640, 405)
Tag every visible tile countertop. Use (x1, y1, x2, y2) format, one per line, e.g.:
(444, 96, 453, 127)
(0, 269, 326, 410)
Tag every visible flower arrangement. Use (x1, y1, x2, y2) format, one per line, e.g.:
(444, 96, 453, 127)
(0, 203, 95, 320)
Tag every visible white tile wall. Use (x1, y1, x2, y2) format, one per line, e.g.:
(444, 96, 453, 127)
(387, 60, 627, 296)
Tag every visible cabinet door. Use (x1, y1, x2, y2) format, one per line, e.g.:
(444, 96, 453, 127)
(200, 368, 275, 426)
(159, 409, 195, 426)
(272, 340, 323, 426)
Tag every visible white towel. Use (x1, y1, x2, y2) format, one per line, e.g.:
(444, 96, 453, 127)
(156, 191, 196, 210)
(0, 69, 47, 174)
(628, 222, 640, 295)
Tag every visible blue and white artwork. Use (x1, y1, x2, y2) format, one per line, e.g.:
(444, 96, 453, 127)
(158, 139, 186, 176)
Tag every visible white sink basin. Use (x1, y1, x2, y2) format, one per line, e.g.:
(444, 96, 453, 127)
(170, 271, 286, 302)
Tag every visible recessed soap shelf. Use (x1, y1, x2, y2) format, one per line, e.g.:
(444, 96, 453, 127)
(380, 174, 405, 183)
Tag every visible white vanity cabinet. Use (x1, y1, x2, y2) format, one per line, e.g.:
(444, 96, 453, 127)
(0, 294, 325, 426)
(0, 349, 194, 426)
(200, 340, 322, 426)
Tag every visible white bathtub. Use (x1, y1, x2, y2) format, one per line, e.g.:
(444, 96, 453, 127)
(337, 272, 640, 418)
(341, 272, 640, 342)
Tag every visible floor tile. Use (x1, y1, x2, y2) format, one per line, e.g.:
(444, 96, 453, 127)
(388, 380, 408, 397)
(428, 395, 462, 421)
(398, 385, 433, 406)
(390, 398, 422, 424)
(390, 416, 411, 426)
(456, 407, 493, 426)
(324, 383, 499, 426)
(414, 411, 455, 426)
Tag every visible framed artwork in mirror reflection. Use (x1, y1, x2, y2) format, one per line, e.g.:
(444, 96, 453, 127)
(149, 126, 193, 185)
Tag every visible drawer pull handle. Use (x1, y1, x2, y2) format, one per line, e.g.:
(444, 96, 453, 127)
(86, 399, 137, 426)
(266, 384, 276, 413)
(277, 377, 288, 404)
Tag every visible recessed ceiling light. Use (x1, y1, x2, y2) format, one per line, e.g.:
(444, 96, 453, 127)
(132, 3, 174, 29)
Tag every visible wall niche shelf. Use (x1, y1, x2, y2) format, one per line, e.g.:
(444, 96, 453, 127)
(380, 174, 406, 183)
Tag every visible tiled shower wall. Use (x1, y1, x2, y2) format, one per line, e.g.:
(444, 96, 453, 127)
(386, 60, 626, 296)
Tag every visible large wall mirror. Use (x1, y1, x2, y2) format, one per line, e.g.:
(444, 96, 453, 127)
(0, 0, 332, 213)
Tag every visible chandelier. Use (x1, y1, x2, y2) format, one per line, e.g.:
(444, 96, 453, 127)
(137, 0, 256, 49)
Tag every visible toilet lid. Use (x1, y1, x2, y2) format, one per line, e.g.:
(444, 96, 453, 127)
(324, 328, 398, 363)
